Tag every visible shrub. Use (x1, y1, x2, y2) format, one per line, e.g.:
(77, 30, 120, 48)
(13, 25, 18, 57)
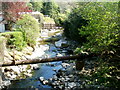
(63, 7, 88, 42)
(78, 2, 119, 53)
(55, 13, 68, 26)
(15, 14, 40, 47)
(43, 17, 55, 23)
(0, 31, 25, 50)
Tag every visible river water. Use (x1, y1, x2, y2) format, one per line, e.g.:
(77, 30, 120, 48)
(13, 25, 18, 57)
(9, 29, 72, 88)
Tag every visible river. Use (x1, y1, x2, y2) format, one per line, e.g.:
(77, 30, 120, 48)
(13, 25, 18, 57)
(8, 28, 74, 88)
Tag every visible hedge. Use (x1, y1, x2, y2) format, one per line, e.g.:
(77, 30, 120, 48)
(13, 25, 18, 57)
(0, 31, 26, 51)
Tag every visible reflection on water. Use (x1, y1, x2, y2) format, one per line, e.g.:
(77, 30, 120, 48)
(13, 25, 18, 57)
(10, 62, 62, 88)
(9, 43, 63, 88)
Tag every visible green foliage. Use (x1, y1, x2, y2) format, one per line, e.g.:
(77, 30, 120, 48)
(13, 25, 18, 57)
(30, 2, 43, 12)
(42, 0, 59, 16)
(63, 7, 88, 42)
(0, 32, 25, 50)
(88, 59, 120, 88)
(43, 17, 55, 23)
(78, 2, 119, 53)
(41, 0, 60, 25)
(55, 13, 68, 26)
(15, 14, 40, 47)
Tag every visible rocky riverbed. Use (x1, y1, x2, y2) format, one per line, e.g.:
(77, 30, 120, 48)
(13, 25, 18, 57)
(38, 59, 104, 89)
(0, 45, 40, 89)
(0, 28, 71, 89)
(1, 28, 102, 89)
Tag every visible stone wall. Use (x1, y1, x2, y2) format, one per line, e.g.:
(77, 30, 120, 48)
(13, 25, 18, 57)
(0, 36, 5, 84)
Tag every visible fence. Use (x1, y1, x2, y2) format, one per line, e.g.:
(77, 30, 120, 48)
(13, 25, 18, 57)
(42, 23, 56, 29)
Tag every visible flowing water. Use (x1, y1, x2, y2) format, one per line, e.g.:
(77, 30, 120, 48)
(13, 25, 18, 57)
(9, 29, 70, 88)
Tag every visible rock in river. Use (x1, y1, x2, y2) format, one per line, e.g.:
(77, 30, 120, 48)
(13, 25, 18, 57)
(39, 77, 44, 82)
(42, 80, 49, 85)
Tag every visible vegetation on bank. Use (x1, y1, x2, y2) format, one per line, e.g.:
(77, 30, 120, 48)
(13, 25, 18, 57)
(64, 2, 119, 53)
(0, 1, 119, 88)
(0, 31, 25, 50)
(62, 2, 120, 88)
(15, 14, 40, 47)
(28, 1, 120, 88)
(0, 14, 41, 51)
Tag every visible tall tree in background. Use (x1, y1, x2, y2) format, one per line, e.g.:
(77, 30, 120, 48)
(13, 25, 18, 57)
(30, 2, 43, 12)
(78, 2, 119, 53)
(2, 2, 31, 30)
(42, 0, 60, 23)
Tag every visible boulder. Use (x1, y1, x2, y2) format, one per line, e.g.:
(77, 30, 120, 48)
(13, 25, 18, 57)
(21, 56, 27, 60)
(4, 68, 12, 72)
(27, 70, 31, 73)
(68, 82, 76, 88)
(23, 47, 32, 55)
(31, 64, 39, 70)
(56, 53, 63, 57)
(39, 77, 44, 82)
(14, 55, 21, 60)
(61, 63, 70, 68)
(42, 80, 49, 85)
(54, 40, 63, 48)
(55, 39, 68, 48)
(4, 50, 13, 60)
(24, 73, 32, 77)
(11, 74, 17, 79)
(52, 75, 58, 81)
(10, 66, 21, 74)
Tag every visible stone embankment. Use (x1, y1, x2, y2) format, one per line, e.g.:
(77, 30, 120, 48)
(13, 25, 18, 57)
(0, 45, 40, 89)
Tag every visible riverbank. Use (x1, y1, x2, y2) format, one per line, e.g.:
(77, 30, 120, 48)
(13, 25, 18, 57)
(1, 28, 66, 89)
(0, 45, 40, 89)
(1, 27, 116, 89)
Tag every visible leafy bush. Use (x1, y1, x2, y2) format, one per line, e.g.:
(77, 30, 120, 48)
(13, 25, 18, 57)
(43, 17, 55, 23)
(63, 7, 88, 42)
(0, 31, 25, 50)
(15, 14, 40, 47)
(55, 13, 68, 26)
(88, 58, 120, 88)
(78, 2, 119, 53)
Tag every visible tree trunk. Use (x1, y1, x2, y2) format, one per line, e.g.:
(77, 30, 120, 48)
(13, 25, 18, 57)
(1, 53, 96, 67)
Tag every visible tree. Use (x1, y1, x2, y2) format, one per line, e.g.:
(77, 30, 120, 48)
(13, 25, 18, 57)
(30, 2, 43, 12)
(41, 0, 60, 24)
(63, 6, 88, 42)
(15, 14, 40, 47)
(2, 2, 31, 30)
(77, 2, 119, 53)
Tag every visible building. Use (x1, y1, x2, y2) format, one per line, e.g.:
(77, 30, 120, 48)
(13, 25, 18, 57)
(0, 12, 5, 33)
(0, 2, 5, 32)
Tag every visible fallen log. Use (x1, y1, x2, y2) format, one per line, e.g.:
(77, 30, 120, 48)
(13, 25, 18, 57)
(1, 53, 96, 67)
